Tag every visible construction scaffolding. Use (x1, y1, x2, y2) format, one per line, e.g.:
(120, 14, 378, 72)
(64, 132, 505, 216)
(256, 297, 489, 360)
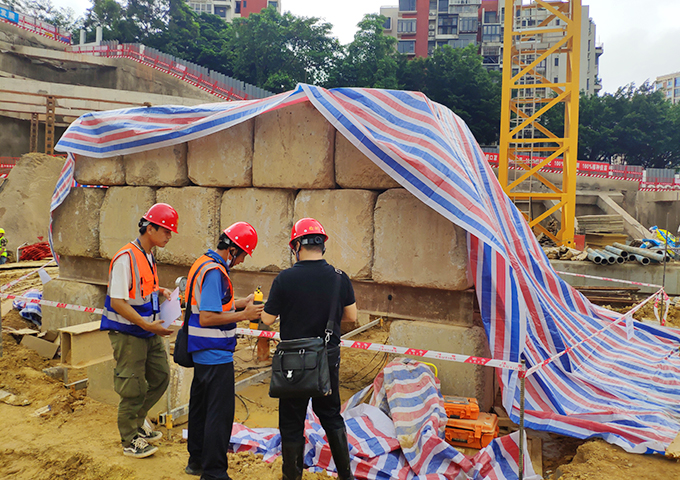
(499, 0, 581, 247)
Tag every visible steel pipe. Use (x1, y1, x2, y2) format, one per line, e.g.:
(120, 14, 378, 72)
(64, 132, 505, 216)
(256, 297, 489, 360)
(595, 248, 619, 265)
(634, 254, 650, 266)
(604, 246, 628, 258)
(586, 248, 603, 264)
(613, 243, 667, 263)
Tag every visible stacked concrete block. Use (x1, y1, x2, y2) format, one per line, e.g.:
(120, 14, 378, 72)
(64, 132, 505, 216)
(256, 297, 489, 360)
(389, 321, 494, 411)
(41, 279, 107, 331)
(334, 133, 400, 190)
(52, 186, 107, 258)
(99, 186, 156, 259)
(252, 101, 335, 189)
(154, 187, 221, 266)
(74, 155, 126, 186)
(221, 188, 295, 272)
(373, 188, 471, 290)
(187, 119, 254, 187)
(124, 144, 190, 186)
(294, 189, 377, 279)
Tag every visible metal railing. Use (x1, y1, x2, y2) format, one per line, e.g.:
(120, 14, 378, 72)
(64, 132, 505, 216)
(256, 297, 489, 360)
(67, 41, 272, 101)
(0, 4, 71, 44)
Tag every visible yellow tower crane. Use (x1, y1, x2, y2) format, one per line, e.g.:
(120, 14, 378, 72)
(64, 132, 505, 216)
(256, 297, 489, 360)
(498, 0, 581, 247)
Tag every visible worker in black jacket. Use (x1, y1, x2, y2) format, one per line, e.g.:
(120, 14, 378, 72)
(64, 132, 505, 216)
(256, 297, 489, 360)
(261, 217, 357, 480)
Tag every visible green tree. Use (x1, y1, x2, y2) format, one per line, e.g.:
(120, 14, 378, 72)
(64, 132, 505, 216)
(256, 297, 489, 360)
(6, 0, 82, 31)
(416, 45, 502, 145)
(326, 14, 399, 89)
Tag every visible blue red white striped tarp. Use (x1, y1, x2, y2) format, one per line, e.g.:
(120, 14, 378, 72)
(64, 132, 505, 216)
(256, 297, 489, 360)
(53, 84, 680, 459)
(231, 359, 540, 480)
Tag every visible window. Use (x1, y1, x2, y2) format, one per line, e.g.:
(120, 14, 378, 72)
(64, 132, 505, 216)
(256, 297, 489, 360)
(399, 0, 416, 11)
(450, 5, 477, 14)
(459, 17, 478, 33)
(588, 40, 591, 51)
(383, 17, 392, 29)
(397, 40, 416, 54)
(235, 0, 241, 13)
(482, 25, 501, 43)
(555, 19, 560, 25)
(554, 77, 559, 84)
(484, 11, 497, 23)
(437, 15, 457, 35)
(675, 77, 680, 87)
(675, 88, 680, 97)
(430, 0, 437, 11)
(554, 57, 559, 67)
(189, 2, 212, 14)
(398, 19, 417, 33)
(439, 0, 448, 12)
(268, 1, 278, 8)
(586, 78, 590, 90)
(243, 1, 247, 7)
(214, 5, 227, 17)
(428, 40, 435, 55)
(449, 37, 475, 49)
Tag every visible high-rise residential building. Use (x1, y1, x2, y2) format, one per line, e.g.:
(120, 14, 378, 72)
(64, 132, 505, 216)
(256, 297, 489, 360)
(655, 72, 680, 105)
(188, 0, 281, 22)
(380, 0, 602, 95)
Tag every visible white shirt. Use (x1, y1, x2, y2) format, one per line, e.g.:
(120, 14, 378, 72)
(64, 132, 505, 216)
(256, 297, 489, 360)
(109, 248, 155, 300)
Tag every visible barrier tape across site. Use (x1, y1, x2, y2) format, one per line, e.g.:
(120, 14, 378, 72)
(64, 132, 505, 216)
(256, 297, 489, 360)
(554, 270, 663, 289)
(2, 267, 671, 378)
(0, 259, 55, 293)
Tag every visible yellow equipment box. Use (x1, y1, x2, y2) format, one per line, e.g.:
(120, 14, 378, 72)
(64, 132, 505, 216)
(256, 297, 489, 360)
(444, 412, 499, 450)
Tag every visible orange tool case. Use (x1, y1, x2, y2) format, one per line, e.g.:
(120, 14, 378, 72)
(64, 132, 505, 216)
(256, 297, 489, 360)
(442, 396, 479, 420)
(444, 412, 499, 450)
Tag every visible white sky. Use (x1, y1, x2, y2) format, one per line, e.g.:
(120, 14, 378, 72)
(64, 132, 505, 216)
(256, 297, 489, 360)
(53, 0, 680, 93)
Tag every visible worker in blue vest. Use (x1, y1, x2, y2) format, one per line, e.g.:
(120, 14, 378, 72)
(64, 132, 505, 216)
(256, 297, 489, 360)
(100, 203, 179, 458)
(184, 222, 264, 480)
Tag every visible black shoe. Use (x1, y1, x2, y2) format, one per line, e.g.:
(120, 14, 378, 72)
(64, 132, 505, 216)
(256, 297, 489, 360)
(281, 441, 304, 480)
(123, 435, 158, 458)
(326, 428, 354, 480)
(185, 462, 203, 476)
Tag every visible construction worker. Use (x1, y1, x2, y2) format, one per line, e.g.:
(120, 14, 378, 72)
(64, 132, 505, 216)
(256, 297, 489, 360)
(0, 228, 8, 264)
(184, 222, 264, 480)
(100, 203, 179, 458)
(261, 218, 358, 480)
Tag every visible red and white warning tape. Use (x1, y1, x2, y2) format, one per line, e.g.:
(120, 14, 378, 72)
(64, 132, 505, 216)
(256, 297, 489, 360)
(0, 259, 55, 293)
(0, 291, 524, 372)
(233, 327, 524, 372)
(523, 288, 662, 378)
(554, 270, 662, 289)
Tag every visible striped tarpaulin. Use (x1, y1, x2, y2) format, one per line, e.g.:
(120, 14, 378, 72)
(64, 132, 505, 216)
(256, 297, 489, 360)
(53, 84, 680, 460)
(230, 359, 540, 480)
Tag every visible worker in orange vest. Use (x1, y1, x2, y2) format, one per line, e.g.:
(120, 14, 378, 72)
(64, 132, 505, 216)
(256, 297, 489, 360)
(184, 222, 264, 479)
(100, 203, 178, 458)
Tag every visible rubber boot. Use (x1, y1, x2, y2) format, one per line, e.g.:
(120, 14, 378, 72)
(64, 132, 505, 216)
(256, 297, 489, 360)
(326, 429, 355, 480)
(281, 441, 304, 480)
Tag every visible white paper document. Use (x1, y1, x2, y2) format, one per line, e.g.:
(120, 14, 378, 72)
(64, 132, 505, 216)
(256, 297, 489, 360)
(160, 288, 181, 328)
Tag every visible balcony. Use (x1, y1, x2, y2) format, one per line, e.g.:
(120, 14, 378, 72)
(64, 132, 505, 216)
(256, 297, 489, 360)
(595, 43, 604, 57)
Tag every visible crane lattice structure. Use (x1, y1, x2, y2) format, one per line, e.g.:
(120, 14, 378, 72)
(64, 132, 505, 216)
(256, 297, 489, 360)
(499, 0, 581, 247)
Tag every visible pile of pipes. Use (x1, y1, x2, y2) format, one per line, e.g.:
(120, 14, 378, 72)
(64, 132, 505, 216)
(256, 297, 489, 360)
(585, 243, 673, 266)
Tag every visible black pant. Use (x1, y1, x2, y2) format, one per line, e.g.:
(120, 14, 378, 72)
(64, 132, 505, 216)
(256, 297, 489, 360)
(188, 362, 235, 480)
(279, 348, 345, 443)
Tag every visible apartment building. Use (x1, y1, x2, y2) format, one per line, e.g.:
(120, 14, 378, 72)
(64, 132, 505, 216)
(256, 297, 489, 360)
(381, 0, 602, 95)
(188, 0, 281, 22)
(655, 72, 680, 104)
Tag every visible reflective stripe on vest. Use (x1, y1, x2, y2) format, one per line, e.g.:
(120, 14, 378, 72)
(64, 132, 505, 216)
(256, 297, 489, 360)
(100, 242, 157, 338)
(186, 254, 236, 353)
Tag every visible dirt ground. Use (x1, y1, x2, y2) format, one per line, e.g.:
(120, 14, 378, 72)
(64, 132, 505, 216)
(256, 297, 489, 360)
(1, 265, 679, 480)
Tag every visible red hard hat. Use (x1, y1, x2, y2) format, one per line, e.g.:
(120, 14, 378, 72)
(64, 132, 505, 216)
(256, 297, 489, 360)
(289, 218, 328, 249)
(143, 203, 179, 234)
(224, 222, 258, 256)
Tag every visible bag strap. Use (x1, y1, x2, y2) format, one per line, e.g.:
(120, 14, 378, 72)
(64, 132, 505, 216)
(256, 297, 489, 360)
(324, 268, 342, 345)
(182, 259, 214, 334)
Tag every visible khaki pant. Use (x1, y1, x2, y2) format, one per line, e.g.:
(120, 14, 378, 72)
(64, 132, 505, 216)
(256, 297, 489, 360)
(108, 331, 170, 447)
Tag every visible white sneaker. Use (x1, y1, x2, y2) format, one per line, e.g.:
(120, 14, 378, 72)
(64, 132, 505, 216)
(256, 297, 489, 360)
(138, 423, 163, 444)
(123, 436, 158, 458)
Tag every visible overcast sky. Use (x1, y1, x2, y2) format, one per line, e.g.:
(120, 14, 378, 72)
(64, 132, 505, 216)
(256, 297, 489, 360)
(55, 0, 680, 93)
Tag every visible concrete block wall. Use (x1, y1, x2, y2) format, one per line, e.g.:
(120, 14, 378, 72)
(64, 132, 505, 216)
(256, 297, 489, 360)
(54, 101, 471, 288)
(45, 99, 489, 411)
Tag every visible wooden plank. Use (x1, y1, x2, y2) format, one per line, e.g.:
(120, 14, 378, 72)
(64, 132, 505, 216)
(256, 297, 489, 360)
(59, 320, 113, 368)
(528, 436, 543, 477)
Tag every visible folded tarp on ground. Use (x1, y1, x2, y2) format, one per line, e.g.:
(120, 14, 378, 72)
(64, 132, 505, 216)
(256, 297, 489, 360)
(231, 358, 540, 480)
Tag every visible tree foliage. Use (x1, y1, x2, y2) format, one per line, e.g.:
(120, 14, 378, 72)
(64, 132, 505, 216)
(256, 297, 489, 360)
(5, 0, 82, 31)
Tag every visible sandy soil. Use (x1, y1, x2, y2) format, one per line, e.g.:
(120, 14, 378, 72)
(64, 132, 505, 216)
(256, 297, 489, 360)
(1, 265, 679, 480)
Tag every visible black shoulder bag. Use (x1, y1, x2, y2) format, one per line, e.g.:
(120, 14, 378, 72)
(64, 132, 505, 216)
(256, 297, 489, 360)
(173, 260, 211, 368)
(269, 269, 341, 399)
